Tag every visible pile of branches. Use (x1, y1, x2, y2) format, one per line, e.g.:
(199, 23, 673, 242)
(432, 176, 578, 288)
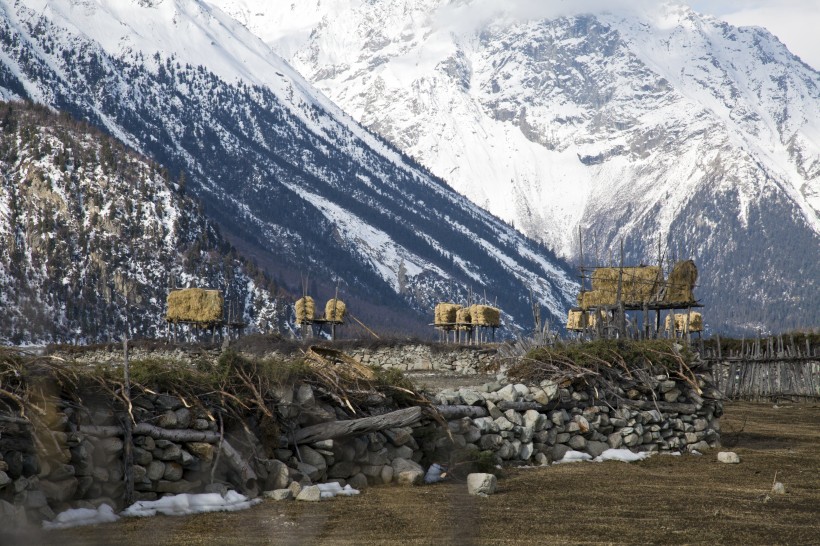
(506, 339, 706, 402)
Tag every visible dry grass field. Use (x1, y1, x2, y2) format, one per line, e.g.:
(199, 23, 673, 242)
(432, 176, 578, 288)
(11, 401, 820, 545)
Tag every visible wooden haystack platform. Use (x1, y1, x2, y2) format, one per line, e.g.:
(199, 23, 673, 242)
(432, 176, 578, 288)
(568, 234, 704, 340)
(296, 296, 346, 340)
(165, 288, 245, 341)
(433, 302, 501, 344)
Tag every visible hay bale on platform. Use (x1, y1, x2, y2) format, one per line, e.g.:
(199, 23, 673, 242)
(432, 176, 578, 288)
(665, 311, 703, 332)
(456, 307, 472, 330)
(590, 266, 663, 304)
(325, 298, 346, 322)
(166, 288, 223, 323)
(579, 290, 615, 308)
(664, 260, 698, 303)
(470, 305, 501, 327)
(296, 296, 315, 323)
(567, 310, 585, 331)
(434, 303, 461, 325)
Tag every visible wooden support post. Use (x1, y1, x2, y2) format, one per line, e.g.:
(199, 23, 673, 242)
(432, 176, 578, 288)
(122, 338, 135, 506)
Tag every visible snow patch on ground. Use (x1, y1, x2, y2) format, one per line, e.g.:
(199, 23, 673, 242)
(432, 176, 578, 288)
(43, 504, 119, 530)
(318, 482, 360, 499)
(594, 448, 654, 463)
(121, 491, 261, 518)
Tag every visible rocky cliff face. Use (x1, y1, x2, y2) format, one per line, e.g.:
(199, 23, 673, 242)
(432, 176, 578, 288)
(222, 0, 820, 333)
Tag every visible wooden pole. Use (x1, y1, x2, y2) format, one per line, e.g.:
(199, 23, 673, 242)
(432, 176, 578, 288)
(123, 338, 135, 506)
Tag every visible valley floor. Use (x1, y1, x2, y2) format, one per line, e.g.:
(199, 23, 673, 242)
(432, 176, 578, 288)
(16, 402, 820, 545)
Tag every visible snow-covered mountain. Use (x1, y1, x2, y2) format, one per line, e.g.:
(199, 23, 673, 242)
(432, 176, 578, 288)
(0, 101, 282, 344)
(213, 0, 820, 333)
(0, 0, 578, 336)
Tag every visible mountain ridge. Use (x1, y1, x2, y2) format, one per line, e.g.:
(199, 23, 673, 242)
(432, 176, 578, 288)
(213, 0, 820, 333)
(0, 0, 578, 338)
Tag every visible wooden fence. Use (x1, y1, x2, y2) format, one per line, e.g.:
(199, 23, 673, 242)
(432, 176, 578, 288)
(701, 335, 820, 401)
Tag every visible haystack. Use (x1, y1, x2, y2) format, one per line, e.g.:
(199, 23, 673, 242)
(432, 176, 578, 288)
(664, 260, 698, 303)
(295, 296, 315, 323)
(434, 303, 461, 325)
(470, 304, 501, 327)
(664, 311, 703, 332)
(325, 298, 346, 322)
(166, 288, 223, 323)
(590, 266, 663, 304)
(456, 307, 472, 329)
(579, 290, 615, 308)
(567, 310, 586, 331)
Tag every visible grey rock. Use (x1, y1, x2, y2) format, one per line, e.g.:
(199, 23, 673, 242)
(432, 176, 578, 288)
(156, 479, 200, 494)
(146, 460, 165, 481)
(156, 411, 178, 429)
(265, 488, 294, 500)
(174, 408, 192, 429)
(0, 471, 12, 488)
(459, 389, 484, 406)
(717, 451, 740, 464)
(552, 444, 570, 461)
(519, 442, 534, 460)
(568, 435, 586, 450)
(299, 446, 328, 471)
(391, 458, 424, 475)
(467, 473, 497, 496)
(163, 462, 183, 481)
(297, 485, 322, 501)
(478, 434, 503, 450)
(296, 462, 322, 482)
(328, 461, 359, 479)
(348, 473, 369, 490)
(623, 433, 641, 447)
(397, 470, 423, 486)
(496, 384, 518, 402)
(585, 441, 609, 458)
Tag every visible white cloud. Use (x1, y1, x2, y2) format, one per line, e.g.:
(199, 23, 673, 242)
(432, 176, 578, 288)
(431, 0, 820, 70)
(689, 0, 820, 70)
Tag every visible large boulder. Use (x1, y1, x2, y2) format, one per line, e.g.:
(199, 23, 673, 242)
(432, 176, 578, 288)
(467, 473, 497, 496)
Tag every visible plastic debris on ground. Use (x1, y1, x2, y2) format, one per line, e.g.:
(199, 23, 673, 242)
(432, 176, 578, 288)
(122, 490, 261, 518)
(43, 504, 120, 530)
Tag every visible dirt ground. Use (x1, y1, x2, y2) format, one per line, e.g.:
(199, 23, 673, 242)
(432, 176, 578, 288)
(9, 401, 820, 546)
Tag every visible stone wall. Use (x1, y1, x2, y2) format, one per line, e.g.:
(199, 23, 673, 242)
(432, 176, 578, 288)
(1, 344, 722, 528)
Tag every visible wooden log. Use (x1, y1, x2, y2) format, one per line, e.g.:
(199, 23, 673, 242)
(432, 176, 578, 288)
(434, 405, 489, 419)
(290, 406, 424, 445)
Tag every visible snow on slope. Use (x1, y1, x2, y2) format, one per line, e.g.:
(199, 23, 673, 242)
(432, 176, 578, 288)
(0, 0, 579, 333)
(212, 0, 820, 333)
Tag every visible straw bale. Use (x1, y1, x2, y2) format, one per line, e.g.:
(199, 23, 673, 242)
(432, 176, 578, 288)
(664, 260, 698, 303)
(456, 307, 472, 330)
(470, 304, 500, 327)
(166, 288, 223, 323)
(579, 290, 615, 308)
(590, 266, 663, 304)
(325, 298, 346, 322)
(665, 312, 703, 332)
(567, 310, 585, 331)
(434, 303, 461, 325)
(296, 296, 315, 323)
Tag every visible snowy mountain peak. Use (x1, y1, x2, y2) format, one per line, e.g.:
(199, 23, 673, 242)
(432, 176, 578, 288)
(211, 0, 820, 333)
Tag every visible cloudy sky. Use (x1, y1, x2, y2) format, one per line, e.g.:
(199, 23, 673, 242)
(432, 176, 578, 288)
(689, 0, 820, 69)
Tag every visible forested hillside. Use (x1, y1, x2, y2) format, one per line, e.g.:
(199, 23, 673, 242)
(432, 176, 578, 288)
(0, 101, 283, 344)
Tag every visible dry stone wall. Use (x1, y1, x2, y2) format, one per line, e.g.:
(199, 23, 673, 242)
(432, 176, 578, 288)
(1, 344, 722, 529)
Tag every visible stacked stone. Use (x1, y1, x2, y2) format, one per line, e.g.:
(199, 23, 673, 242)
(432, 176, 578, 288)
(428, 374, 722, 465)
(349, 345, 493, 374)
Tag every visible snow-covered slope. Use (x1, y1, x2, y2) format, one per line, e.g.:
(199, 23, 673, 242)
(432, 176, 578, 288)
(0, 101, 281, 344)
(0, 0, 578, 335)
(216, 0, 820, 333)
